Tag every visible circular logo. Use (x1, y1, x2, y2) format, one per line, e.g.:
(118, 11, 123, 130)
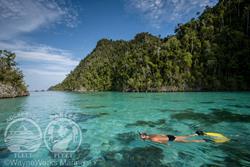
(44, 118, 82, 153)
(4, 118, 42, 152)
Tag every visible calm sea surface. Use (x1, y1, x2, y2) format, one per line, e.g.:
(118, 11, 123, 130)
(0, 91, 250, 167)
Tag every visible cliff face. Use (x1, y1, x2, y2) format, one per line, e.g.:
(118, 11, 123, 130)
(0, 50, 29, 98)
(51, 0, 250, 92)
(0, 83, 29, 98)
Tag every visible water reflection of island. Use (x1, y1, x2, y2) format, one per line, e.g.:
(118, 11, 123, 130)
(5, 126, 41, 152)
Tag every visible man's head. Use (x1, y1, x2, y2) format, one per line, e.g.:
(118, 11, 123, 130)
(139, 132, 149, 140)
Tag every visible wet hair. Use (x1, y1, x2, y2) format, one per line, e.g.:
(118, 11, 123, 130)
(139, 132, 148, 136)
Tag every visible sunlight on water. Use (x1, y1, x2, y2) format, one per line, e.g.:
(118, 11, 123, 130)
(0, 92, 250, 167)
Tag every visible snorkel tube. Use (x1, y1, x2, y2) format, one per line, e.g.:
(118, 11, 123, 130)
(138, 131, 146, 141)
(138, 131, 142, 139)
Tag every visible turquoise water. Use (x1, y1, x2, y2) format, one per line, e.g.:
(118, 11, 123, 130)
(0, 91, 250, 167)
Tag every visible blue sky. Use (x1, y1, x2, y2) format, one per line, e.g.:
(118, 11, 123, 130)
(0, 0, 218, 90)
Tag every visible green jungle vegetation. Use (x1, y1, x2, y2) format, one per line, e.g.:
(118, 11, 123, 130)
(51, 0, 250, 92)
(0, 50, 28, 96)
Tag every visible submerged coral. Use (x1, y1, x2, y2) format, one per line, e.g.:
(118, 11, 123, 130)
(116, 132, 138, 144)
(171, 108, 250, 124)
(125, 119, 166, 128)
(90, 146, 168, 167)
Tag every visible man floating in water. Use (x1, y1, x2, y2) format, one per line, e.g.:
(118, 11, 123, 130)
(139, 131, 217, 144)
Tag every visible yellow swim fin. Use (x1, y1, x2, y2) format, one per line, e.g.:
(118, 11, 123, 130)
(204, 132, 230, 143)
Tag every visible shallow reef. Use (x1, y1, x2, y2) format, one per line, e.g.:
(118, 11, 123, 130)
(90, 146, 168, 167)
(69, 112, 109, 123)
(125, 119, 166, 128)
(83, 105, 107, 109)
(212, 138, 250, 167)
(158, 108, 194, 113)
(0, 147, 11, 159)
(132, 96, 145, 99)
(171, 108, 250, 124)
(168, 100, 185, 103)
(49, 144, 91, 167)
(228, 104, 250, 109)
(223, 98, 236, 101)
(200, 101, 215, 104)
(158, 109, 179, 113)
(115, 132, 138, 144)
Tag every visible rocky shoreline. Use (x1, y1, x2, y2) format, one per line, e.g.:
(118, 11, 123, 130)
(0, 83, 29, 99)
(49, 85, 250, 93)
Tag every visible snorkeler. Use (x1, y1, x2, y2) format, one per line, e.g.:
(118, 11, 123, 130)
(139, 131, 209, 144)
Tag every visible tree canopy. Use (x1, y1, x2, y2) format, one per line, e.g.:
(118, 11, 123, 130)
(0, 50, 28, 94)
(50, 0, 250, 92)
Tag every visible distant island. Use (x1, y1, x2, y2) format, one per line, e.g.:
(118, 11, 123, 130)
(50, 0, 249, 92)
(0, 50, 29, 98)
(32, 90, 46, 92)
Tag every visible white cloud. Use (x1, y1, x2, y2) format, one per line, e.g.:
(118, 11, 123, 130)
(0, 0, 79, 39)
(24, 69, 68, 76)
(0, 40, 79, 90)
(0, 40, 79, 66)
(0, 0, 80, 90)
(126, 0, 217, 28)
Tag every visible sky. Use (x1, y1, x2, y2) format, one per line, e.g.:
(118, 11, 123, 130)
(0, 0, 218, 90)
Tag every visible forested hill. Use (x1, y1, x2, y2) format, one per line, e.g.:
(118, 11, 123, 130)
(0, 50, 29, 98)
(50, 0, 250, 92)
